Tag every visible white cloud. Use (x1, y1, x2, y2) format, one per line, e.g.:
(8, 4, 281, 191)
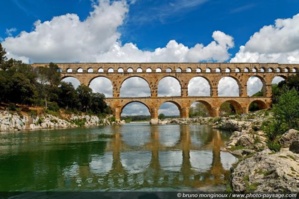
(2, 0, 233, 63)
(231, 13, 299, 63)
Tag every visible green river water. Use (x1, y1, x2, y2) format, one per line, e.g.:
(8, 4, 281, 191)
(0, 123, 237, 195)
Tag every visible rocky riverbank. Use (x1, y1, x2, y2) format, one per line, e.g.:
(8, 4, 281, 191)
(212, 112, 299, 193)
(0, 110, 113, 132)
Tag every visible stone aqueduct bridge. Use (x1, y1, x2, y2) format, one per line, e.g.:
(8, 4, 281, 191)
(33, 62, 299, 124)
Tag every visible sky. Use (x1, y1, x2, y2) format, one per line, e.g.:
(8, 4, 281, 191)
(1, 0, 299, 116)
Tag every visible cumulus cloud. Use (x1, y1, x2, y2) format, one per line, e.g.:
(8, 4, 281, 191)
(2, 0, 233, 63)
(231, 14, 299, 63)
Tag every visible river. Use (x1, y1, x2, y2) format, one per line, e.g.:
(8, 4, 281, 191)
(0, 123, 237, 194)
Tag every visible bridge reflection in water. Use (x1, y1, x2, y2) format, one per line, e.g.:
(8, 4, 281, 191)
(61, 124, 237, 190)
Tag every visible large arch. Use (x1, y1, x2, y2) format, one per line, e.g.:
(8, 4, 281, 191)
(247, 76, 265, 97)
(188, 77, 211, 96)
(248, 100, 268, 112)
(120, 77, 151, 97)
(121, 101, 151, 117)
(158, 101, 181, 117)
(218, 77, 240, 97)
(158, 76, 181, 97)
(89, 76, 113, 97)
(61, 76, 81, 89)
(219, 100, 243, 116)
(189, 101, 214, 117)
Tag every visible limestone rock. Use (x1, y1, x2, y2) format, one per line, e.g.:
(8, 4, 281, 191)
(289, 141, 299, 154)
(231, 149, 299, 192)
(279, 129, 299, 148)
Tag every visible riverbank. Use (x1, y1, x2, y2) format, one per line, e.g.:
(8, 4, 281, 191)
(0, 109, 114, 132)
(207, 111, 299, 193)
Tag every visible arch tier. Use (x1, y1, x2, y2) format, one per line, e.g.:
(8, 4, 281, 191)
(31, 63, 299, 123)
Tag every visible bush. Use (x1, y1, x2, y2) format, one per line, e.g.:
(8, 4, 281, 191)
(267, 140, 281, 152)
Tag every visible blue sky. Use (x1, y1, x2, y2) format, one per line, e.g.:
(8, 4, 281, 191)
(0, 0, 298, 116)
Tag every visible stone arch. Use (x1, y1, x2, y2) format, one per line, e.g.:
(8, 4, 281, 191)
(218, 76, 240, 97)
(120, 76, 151, 97)
(158, 101, 181, 117)
(189, 100, 214, 117)
(158, 76, 181, 96)
(188, 76, 211, 96)
(77, 67, 83, 73)
(89, 76, 113, 97)
(247, 76, 266, 97)
(87, 68, 93, 73)
(61, 76, 81, 89)
(127, 68, 133, 73)
(121, 101, 151, 117)
(219, 100, 243, 116)
(118, 68, 124, 73)
(248, 100, 268, 112)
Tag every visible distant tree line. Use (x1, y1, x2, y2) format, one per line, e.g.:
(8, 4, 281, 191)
(0, 43, 110, 115)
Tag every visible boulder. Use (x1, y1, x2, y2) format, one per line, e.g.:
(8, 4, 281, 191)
(231, 149, 299, 192)
(289, 141, 299, 154)
(279, 129, 299, 148)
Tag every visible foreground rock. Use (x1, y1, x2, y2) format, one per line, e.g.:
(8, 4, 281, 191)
(232, 148, 299, 192)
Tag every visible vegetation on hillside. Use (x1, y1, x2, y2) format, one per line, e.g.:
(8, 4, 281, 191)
(0, 43, 110, 115)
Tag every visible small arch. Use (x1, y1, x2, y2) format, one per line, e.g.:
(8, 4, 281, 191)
(215, 68, 221, 73)
(248, 100, 268, 112)
(244, 68, 249, 72)
(186, 67, 192, 72)
(166, 68, 172, 72)
(156, 68, 162, 73)
(98, 68, 104, 73)
(235, 68, 240, 73)
(146, 68, 152, 73)
(66, 68, 73, 73)
(225, 68, 231, 73)
(108, 68, 114, 73)
(127, 68, 133, 73)
(196, 68, 202, 73)
(137, 68, 143, 73)
(77, 68, 83, 73)
(118, 68, 124, 73)
(176, 68, 182, 73)
(87, 68, 93, 73)
(206, 68, 211, 73)
(219, 100, 243, 116)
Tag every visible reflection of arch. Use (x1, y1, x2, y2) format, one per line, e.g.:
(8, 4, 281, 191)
(248, 100, 268, 112)
(188, 77, 211, 96)
(247, 76, 266, 97)
(89, 76, 113, 97)
(120, 76, 151, 97)
(220, 100, 243, 115)
(158, 76, 181, 96)
(218, 76, 240, 97)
